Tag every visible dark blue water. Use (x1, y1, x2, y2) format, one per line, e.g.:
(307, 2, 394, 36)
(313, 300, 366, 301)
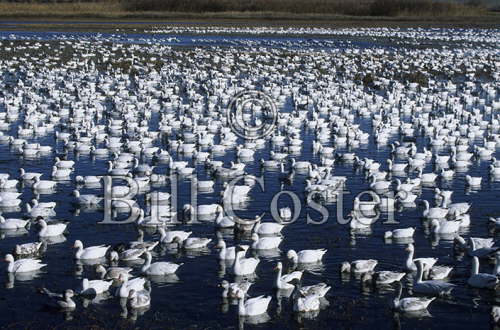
(0, 29, 498, 329)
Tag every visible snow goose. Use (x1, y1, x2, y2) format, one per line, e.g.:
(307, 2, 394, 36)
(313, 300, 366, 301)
(173, 236, 212, 250)
(429, 265, 453, 280)
(216, 238, 249, 260)
(54, 157, 74, 169)
(488, 251, 500, 278)
(233, 247, 260, 276)
(141, 252, 182, 276)
(0, 178, 18, 190)
(465, 175, 482, 187)
(412, 260, 455, 296)
(51, 166, 71, 180)
(440, 168, 455, 180)
(80, 278, 113, 295)
(387, 159, 407, 173)
(73, 190, 103, 206)
(75, 175, 102, 186)
(251, 233, 282, 250)
(384, 227, 415, 240)
(129, 229, 158, 251)
(32, 177, 57, 191)
(274, 262, 302, 290)
(19, 168, 42, 181)
(5, 254, 46, 273)
(253, 221, 284, 235)
(430, 219, 460, 235)
(116, 274, 147, 298)
(220, 280, 253, 299)
(299, 282, 331, 298)
(492, 306, 500, 325)
(421, 200, 448, 219)
(158, 227, 192, 244)
(361, 271, 404, 287)
(418, 169, 438, 185)
(341, 259, 378, 274)
(215, 209, 235, 228)
(38, 288, 76, 310)
(405, 244, 437, 272)
(236, 291, 272, 317)
(391, 282, 435, 313)
(38, 219, 67, 237)
(293, 290, 321, 313)
(14, 242, 44, 257)
(128, 289, 151, 309)
(467, 256, 498, 289)
(73, 240, 109, 260)
(0, 215, 29, 230)
(119, 248, 146, 261)
(96, 263, 132, 282)
(369, 175, 391, 193)
(287, 249, 327, 264)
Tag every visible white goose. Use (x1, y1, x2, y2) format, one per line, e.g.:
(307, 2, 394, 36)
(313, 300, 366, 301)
(253, 221, 284, 235)
(430, 219, 460, 235)
(38, 219, 67, 237)
(233, 247, 260, 276)
(467, 256, 498, 289)
(158, 227, 192, 244)
(119, 248, 146, 261)
(274, 262, 303, 290)
(286, 249, 327, 264)
(15, 242, 44, 256)
(341, 259, 378, 273)
(73, 190, 103, 205)
(465, 175, 482, 187)
(73, 240, 109, 260)
(293, 291, 321, 313)
(117, 273, 147, 298)
(236, 291, 272, 317)
(251, 232, 282, 250)
(141, 251, 182, 276)
(220, 280, 253, 299)
(392, 283, 435, 313)
(32, 177, 57, 191)
(173, 236, 212, 250)
(128, 289, 151, 309)
(0, 216, 29, 230)
(5, 254, 46, 273)
(214, 209, 235, 228)
(366, 271, 406, 285)
(384, 227, 415, 239)
(405, 244, 437, 272)
(413, 260, 455, 296)
(19, 168, 42, 181)
(40, 288, 76, 310)
(80, 278, 113, 295)
(96, 264, 133, 281)
(422, 200, 448, 219)
(216, 239, 249, 260)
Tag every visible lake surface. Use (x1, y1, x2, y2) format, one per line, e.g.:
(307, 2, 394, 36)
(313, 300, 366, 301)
(0, 26, 498, 329)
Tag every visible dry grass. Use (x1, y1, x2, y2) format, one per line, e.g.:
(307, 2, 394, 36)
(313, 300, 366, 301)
(0, 0, 490, 19)
(0, 2, 126, 18)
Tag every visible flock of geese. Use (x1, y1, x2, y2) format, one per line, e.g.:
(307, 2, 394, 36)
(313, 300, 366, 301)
(0, 27, 498, 327)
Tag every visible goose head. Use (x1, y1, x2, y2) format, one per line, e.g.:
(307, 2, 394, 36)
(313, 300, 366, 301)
(73, 240, 83, 249)
(340, 261, 351, 273)
(287, 249, 298, 263)
(273, 261, 283, 272)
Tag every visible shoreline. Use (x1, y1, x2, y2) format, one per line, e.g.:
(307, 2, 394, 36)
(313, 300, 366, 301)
(0, 15, 498, 31)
